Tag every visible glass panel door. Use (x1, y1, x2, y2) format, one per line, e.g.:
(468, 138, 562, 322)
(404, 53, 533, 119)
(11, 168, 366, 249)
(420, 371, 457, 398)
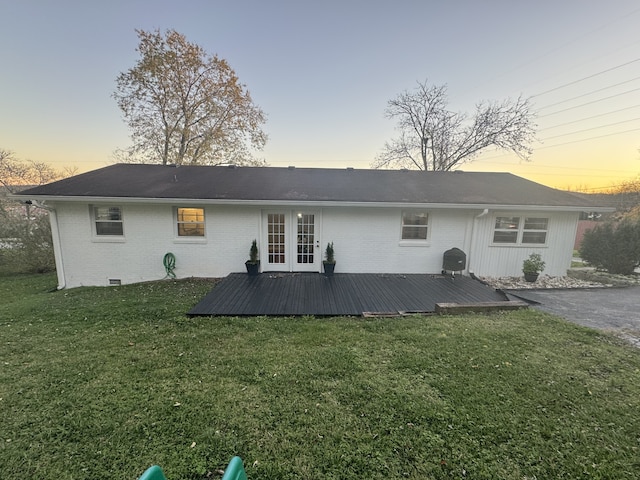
(295, 212, 319, 272)
(266, 212, 288, 271)
(262, 210, 320, 272)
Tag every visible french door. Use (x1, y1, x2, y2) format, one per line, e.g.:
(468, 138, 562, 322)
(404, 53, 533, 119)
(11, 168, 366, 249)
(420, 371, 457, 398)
(263, 210, 320, 272)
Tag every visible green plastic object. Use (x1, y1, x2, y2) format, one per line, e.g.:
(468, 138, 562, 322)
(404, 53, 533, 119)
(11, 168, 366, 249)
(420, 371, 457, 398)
(139, 465, 167, 480)
(222, 456, 248, 480)
(163, 252, 176, 279)
(138, 457, 245, 480)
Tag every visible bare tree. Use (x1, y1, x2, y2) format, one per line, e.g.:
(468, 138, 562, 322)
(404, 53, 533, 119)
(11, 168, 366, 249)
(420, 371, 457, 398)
(606, 175, 640, 218)
(373, 80, 536, 171)
(0, 150, 69, 273)
(113, 29, 268, 166)
(0, 149, 63, 193)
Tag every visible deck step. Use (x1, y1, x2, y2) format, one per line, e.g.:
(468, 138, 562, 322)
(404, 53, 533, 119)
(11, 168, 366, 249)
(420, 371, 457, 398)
(435, 301, 529, 315)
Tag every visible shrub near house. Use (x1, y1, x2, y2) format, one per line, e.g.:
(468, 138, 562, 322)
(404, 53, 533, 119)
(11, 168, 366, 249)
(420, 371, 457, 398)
(0, 202, 55, 274)
(580, 218, 640, 274)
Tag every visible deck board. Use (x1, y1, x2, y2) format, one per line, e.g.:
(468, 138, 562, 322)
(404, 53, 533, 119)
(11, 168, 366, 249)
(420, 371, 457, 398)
(188, 273, 510, 316)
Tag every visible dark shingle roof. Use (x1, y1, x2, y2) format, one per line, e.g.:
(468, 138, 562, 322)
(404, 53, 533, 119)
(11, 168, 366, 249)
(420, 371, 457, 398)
(16, 164, 605, 209)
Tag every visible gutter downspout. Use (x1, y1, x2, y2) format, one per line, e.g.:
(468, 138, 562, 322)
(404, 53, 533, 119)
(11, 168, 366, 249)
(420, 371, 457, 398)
(468, 208, 489, 276)
(31, 200, 66, 290)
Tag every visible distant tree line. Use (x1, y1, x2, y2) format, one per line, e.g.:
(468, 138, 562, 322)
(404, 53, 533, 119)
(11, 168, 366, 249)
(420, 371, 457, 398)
(0, 149, 73, 274)
(579, 175, 640, 275)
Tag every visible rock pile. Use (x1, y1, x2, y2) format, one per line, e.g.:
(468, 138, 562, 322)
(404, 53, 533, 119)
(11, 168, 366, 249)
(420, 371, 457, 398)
(478, 269, 640, 290)
(478, 275, 605, 290)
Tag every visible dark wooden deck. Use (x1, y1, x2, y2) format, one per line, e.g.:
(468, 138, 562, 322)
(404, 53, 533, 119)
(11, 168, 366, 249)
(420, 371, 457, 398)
(187, 273, 510, 316)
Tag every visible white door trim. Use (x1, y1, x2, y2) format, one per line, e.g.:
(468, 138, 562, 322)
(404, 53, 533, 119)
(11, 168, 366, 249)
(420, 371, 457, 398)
(261, 210, 321, 272)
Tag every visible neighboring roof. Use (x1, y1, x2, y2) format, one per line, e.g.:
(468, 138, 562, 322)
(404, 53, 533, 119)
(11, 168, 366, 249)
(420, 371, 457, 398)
(15, 164, 609, 210)
(572, 191, 638, 211)
(1, 184, 36, 196)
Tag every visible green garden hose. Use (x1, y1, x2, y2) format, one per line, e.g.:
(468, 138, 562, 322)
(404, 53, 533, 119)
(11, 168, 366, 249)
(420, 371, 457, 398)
(163, 252, 176, 279)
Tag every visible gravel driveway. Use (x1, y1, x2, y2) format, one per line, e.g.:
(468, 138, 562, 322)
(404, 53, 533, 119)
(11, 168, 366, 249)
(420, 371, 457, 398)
(506, 286, 640, 347)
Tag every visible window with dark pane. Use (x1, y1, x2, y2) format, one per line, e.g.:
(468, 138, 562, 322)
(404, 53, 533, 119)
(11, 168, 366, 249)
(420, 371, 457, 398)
(493, 216, 519, 243)
(94, 206, 124, 236)
(401, 212, 428, 240)
(522, 217, 548, 244)
(492, 215, 549, 245)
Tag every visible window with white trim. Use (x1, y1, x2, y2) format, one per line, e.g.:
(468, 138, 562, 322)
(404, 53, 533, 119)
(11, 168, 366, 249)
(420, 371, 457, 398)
(522, 217, 548, 244)
(493, 216, 548, 245)
(93, 206, 124, 236)
(176, 207, 205, 236)
(401, 211, 429, 240)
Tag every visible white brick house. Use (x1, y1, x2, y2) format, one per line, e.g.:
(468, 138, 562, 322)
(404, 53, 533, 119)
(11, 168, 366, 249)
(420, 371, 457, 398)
(15, 164, 611, 289)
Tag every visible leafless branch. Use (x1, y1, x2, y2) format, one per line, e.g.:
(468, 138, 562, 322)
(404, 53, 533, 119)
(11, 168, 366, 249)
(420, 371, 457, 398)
(374, 80, 536, 171)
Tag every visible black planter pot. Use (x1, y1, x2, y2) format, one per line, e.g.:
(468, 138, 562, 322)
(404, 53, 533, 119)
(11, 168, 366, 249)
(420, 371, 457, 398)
(323, 262, 335, 276)
(523, 272, 539, 282)
(245, 261, 260, 276)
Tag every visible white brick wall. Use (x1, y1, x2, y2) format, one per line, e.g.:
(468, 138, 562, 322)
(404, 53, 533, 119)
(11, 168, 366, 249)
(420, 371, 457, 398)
(321, 207, 471, 274)
(52, 202, 261, 287)
(49, 201, 579, 287)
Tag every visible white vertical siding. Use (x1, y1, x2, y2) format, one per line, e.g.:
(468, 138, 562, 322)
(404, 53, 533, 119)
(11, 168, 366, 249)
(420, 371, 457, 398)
(469, 211, 579, 277)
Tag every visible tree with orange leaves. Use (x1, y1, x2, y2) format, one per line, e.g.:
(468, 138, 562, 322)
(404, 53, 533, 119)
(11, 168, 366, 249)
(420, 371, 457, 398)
(114, 29, 267, 166)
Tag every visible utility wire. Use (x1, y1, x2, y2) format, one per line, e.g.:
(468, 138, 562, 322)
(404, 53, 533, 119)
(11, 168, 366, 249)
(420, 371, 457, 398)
(465, 6, 640, 97)
(537, 127, 640, 150)
(572, 181, 639, 192)
(535, 76, 640, 111)
(477, 126, 640, 161)
(537, 86, 640, 118)
(530, 57, 640, 98)
(541, 117, 640, 141)
(538, 104, 640, 131)
(475, 160, 632, 174)
(449, 11, 640, 187)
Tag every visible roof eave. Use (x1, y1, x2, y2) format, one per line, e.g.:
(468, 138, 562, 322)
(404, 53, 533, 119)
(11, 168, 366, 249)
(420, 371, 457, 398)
(14, 194, 614, 212)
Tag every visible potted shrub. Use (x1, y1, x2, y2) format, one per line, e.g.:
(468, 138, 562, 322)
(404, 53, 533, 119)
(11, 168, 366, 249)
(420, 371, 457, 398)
(323, 242, 336, 276)
(245, 239, 260, 276)
(523, 253, 545, 282)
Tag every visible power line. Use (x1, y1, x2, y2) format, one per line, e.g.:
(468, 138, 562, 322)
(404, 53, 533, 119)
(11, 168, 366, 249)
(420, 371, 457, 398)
(535, 75, 640, 111)
(530, 57, 640, 99)
(538, 104, 640, 131)
(541, 117, 640, 141)
(518, 171, 626, 178)
(465, 6, 640, 97)
(537, 127, 640, 150)
(537, 86, 640, 118)
(571, 181, 639, 192)
(473, 158, 633, 177)
(476, 126, 640, 162)
(461, 9, 640, 189)
(475, 160, 632, 174)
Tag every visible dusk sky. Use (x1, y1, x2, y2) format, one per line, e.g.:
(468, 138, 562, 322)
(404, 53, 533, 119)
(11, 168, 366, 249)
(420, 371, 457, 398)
(1, 0, 639, 191)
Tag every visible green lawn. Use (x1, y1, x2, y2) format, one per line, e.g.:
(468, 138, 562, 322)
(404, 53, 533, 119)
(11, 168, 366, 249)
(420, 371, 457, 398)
(1, 274, 639, 479)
